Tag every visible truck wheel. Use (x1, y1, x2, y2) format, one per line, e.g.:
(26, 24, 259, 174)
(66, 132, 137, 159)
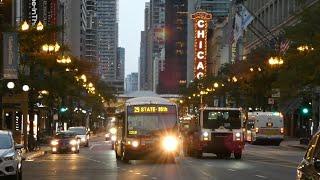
(195, 151, 202, 159)
(223, 153, 231, 159)
(234, 152, 242, 160)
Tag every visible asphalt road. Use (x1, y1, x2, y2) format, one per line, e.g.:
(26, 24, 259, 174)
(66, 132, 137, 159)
(23, 137, 305, 180)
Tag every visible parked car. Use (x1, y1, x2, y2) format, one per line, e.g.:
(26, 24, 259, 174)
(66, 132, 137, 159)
(50, 131, 80, 154)
(68, 127, 90, 147)
(297, 132, 320, 179)
(0, 130, 23, 179)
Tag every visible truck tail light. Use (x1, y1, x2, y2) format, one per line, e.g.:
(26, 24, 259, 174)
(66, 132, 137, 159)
(280, 128, 284, 134)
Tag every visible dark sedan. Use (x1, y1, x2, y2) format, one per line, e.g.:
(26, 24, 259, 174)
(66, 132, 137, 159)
(297, 132, 320, 179)
(50, 131, 80, 154)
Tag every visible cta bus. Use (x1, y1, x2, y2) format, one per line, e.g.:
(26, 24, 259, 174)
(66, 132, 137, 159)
(114, 96, 179, 163)
(186, 107, 245, 159)
(245, 112, 284, 145)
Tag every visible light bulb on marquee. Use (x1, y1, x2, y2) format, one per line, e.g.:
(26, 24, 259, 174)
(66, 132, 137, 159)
(192, 12, 212, 80)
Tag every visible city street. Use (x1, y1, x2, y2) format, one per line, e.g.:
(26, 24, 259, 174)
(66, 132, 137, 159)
(23, 137, 304, 180)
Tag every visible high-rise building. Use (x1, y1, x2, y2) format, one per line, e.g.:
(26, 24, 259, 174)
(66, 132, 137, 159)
(125, 73, 139, 93)
(59, 0, 87, 58)
(149, 0, 166, 92)
(139, 2, 152, 91)
(96, 0, 119, 83)
(138, 30, 147, 91)
(115, 47, 125, 93)
(157, 0, 188, 94)
(85, 0, 98, 69)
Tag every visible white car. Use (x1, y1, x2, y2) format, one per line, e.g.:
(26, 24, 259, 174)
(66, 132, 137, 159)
(0, 130, 23, 179)
(68, 127, 89, 147)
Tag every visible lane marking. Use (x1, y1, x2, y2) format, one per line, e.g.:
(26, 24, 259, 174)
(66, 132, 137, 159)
(152, 177, 157, 180)
(255, 175, 267, 179)
(228, 169, 236, 172)
(247, 160, 297, 169)
(199, 170, 211, 177)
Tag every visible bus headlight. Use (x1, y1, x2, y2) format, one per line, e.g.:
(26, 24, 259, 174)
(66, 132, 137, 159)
(51, 140, 58, 146)
(132, 140, 139, 148)
(162, 136, 178, 152)
(70, 139, 78, 145)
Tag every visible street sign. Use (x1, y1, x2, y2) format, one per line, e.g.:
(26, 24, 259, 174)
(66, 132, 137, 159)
(272, 89, 280, 98)
(53, 114, 58, 121)
(214, 99, 219, 107)
(2, 33, 19, 79)
(268, 98, 275, 105)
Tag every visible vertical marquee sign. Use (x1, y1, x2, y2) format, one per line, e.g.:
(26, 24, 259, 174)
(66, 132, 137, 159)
(192, 12, 212, 80)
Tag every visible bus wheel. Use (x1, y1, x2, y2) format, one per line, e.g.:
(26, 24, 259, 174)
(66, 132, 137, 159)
(115, 150, 121, 160)
(122, 151, 130, 163)
(234, 152, 242, 160)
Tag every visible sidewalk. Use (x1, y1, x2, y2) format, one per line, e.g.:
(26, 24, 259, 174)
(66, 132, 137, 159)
(280, 138, 308, 150)
(21, 146, 51, 160)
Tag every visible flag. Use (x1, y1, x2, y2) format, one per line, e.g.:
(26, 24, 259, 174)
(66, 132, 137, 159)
(241, 5, 254, 30)
(234, 13, 243, 43)
(280, 40, 290, 54)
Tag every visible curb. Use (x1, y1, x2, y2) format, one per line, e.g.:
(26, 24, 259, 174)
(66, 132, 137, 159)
(287, 145, 308, 151)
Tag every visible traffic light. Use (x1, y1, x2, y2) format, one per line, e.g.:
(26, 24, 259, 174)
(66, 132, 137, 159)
(302, 108, 309, 114)
(60, 107, 68, 113)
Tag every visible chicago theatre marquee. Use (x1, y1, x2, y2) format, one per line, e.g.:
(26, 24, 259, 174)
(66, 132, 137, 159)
(192, 12, 212, 80)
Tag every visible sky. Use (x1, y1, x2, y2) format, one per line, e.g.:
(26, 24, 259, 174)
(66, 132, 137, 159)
(119, 0, 149, 76)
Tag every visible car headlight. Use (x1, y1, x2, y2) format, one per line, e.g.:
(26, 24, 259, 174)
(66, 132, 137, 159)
(203, 132, 209, 137)
(132, 140, 139, 148)
(51, 140, 59, 146)
(235, 132, 241, 138)
(70, 139, 78, 145)
(109, 127, 117, 134)
(81, 137, 86, 142)
(297, 169, 304, 179)
(162, 136, 178, 152)
(111, 135, 117, 141)
(4, 155, 15, 161)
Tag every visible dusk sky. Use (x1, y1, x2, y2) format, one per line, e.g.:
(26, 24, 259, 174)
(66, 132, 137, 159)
(119, 0, 149, 76)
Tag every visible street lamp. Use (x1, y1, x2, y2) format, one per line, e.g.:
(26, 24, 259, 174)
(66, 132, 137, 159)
(268, 57, 284, 66)
(42, 43, 60, 53)
(36, 21, 44, 31)
(57, 56, 72, 64)
(22, 85, 30, 92)
(21, 21, 30, 31)
(7, 82, 15, 89)
(297, 45, 314, 52)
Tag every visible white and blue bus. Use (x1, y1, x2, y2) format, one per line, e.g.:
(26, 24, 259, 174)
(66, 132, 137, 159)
(114, 96, 179, 163)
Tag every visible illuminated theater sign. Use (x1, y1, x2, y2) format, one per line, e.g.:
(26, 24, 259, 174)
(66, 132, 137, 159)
(192, 12, 212, 80)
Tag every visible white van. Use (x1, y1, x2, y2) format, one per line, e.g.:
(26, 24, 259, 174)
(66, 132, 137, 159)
(245, 112, 284, 145)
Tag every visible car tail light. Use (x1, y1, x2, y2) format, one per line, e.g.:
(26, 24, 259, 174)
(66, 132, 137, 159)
(280, 128, 284, 134)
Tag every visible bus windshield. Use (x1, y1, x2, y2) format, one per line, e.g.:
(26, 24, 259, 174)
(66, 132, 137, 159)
(128, 114, 177, 136)
(203, 110, 241, 130)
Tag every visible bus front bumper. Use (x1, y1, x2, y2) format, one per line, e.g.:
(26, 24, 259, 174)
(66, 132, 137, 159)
(124, 145, 178, 160)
